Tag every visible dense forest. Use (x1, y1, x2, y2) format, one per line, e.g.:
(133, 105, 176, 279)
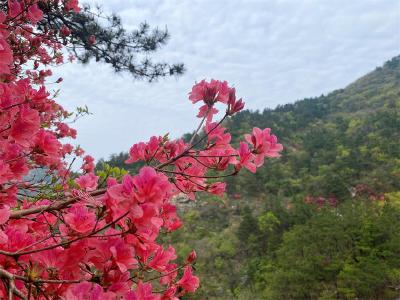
(97, 56, 400, 299)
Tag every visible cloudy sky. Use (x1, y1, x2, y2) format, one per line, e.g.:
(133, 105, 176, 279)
(56, 0, 400, 160)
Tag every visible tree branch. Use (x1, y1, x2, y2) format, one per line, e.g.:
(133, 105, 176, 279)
(10, 188, 107, 219)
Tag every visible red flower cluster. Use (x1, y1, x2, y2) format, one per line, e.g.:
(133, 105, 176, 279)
(304, 195, 338, 208)
(0, 1, 282, 299)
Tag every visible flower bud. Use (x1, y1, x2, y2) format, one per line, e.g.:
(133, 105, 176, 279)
(186, 250, 197, 263)
(88, 35, 96, 45)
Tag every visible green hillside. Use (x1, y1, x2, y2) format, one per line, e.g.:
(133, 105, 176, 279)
(226, 55, 400, 200)
(98, 56, 400, 299)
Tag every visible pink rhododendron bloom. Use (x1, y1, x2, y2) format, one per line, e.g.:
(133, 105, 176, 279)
(227, 87, 245, 115)
(208, 182, 226, 197)
(177, 266, 200, 293)
(106, 175, 144, 221)
(0, 205, 10, 225)
(60, 25, 71, 36)
(110, 240, 138, 272)
(160, 263, 178, 286)
(62, 143, 74, 155)
(132, 167, 173, 204)
(27, 4, 43, 24)
(65, 282, 115, 300)
(0, 37, 12, 74)
(162, 286, 179, 300)
(64, 204, 96, 234)
(205, 122, 232, 145)
(148, 245, 177, 272)
(133, 202, 164, 238)
(10, 106, 40, 147)
(126, 142, 147, 163)
(0, 160, 12, 185)
(65, 0, 81, 12)
(33, 241, 65, 268)
(0, 229, 8, 244)
(2, 226, 34, 254)
(189, 79, 232, 123)
(197, 104, 218, 123)
(161, 203, 182, 232)
(189, 79, 230, 105)
(126, 136, 161, 163)
(35, 129, 62, 156)
(82, 155, 95, 172)
(127, 281, 161, 300)
(75, 173, 99, 191)
(105, 270, 132, 296)
(57, 122, 77, 138)
(236, 142, 257, 173)
(7, 0, 22, 18)
(245, 127, 283, 166)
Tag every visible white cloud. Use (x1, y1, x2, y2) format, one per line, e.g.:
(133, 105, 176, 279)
(55, 0, 400, 160)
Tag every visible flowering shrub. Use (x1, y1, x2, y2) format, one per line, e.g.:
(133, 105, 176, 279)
(0, 1, 282, 299)
(304, 185, 385, 209)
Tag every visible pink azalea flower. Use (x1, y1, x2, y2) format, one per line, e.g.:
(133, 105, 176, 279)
(189, 79, 231, 123)
(65, 282, 115, 300)
(177, 266, 200, 293)
(0, 36, 13, 74)
(160, 263, 178, 285)
(65, 282, 92, 300)
(60, 25, 71, 37)
(65, 0, 81, 12)
(227, 88, 245, 115)
(132, 167, 172, 204)
(148, 245, 177, 272)
(62, 143, 74, 155)
(7, 0, 22, 18)
(189, 79, 230, 105)
(205, 122, 231, 145)
(196, 104, 218, 123)
(75, 173, 99, 191)
(64, 204, 96, 234)
(82, 155, 95, 173)
(0, 205, 10, 225)
(106, 270, 132, 296)
(110, 240, 138, 273)
(245, 127, 283, 167)
(0, 229, 8, 244)
(208, 182, 226, 197)
(126, 281, 161, 300)
(27, 4, 43, 25)
(126, 136, 161, 164)
(35, 129, 62, 156)
(162, 286, 179, 300)
(161, 203, 182, 232)
(236, 142, 257, 173)
(10, 106, 40, 147)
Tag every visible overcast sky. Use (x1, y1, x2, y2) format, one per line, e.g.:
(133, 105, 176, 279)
(55, 0, 400, 160)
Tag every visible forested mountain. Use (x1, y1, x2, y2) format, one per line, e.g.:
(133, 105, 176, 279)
(98, 56, 400, 299)
(225, 55, 400, 199)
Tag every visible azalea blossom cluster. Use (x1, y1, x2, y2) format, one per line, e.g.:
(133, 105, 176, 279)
(0, 1, 282, 299)
(304, 195, 338, 208)
(304, 185, 385, 209)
